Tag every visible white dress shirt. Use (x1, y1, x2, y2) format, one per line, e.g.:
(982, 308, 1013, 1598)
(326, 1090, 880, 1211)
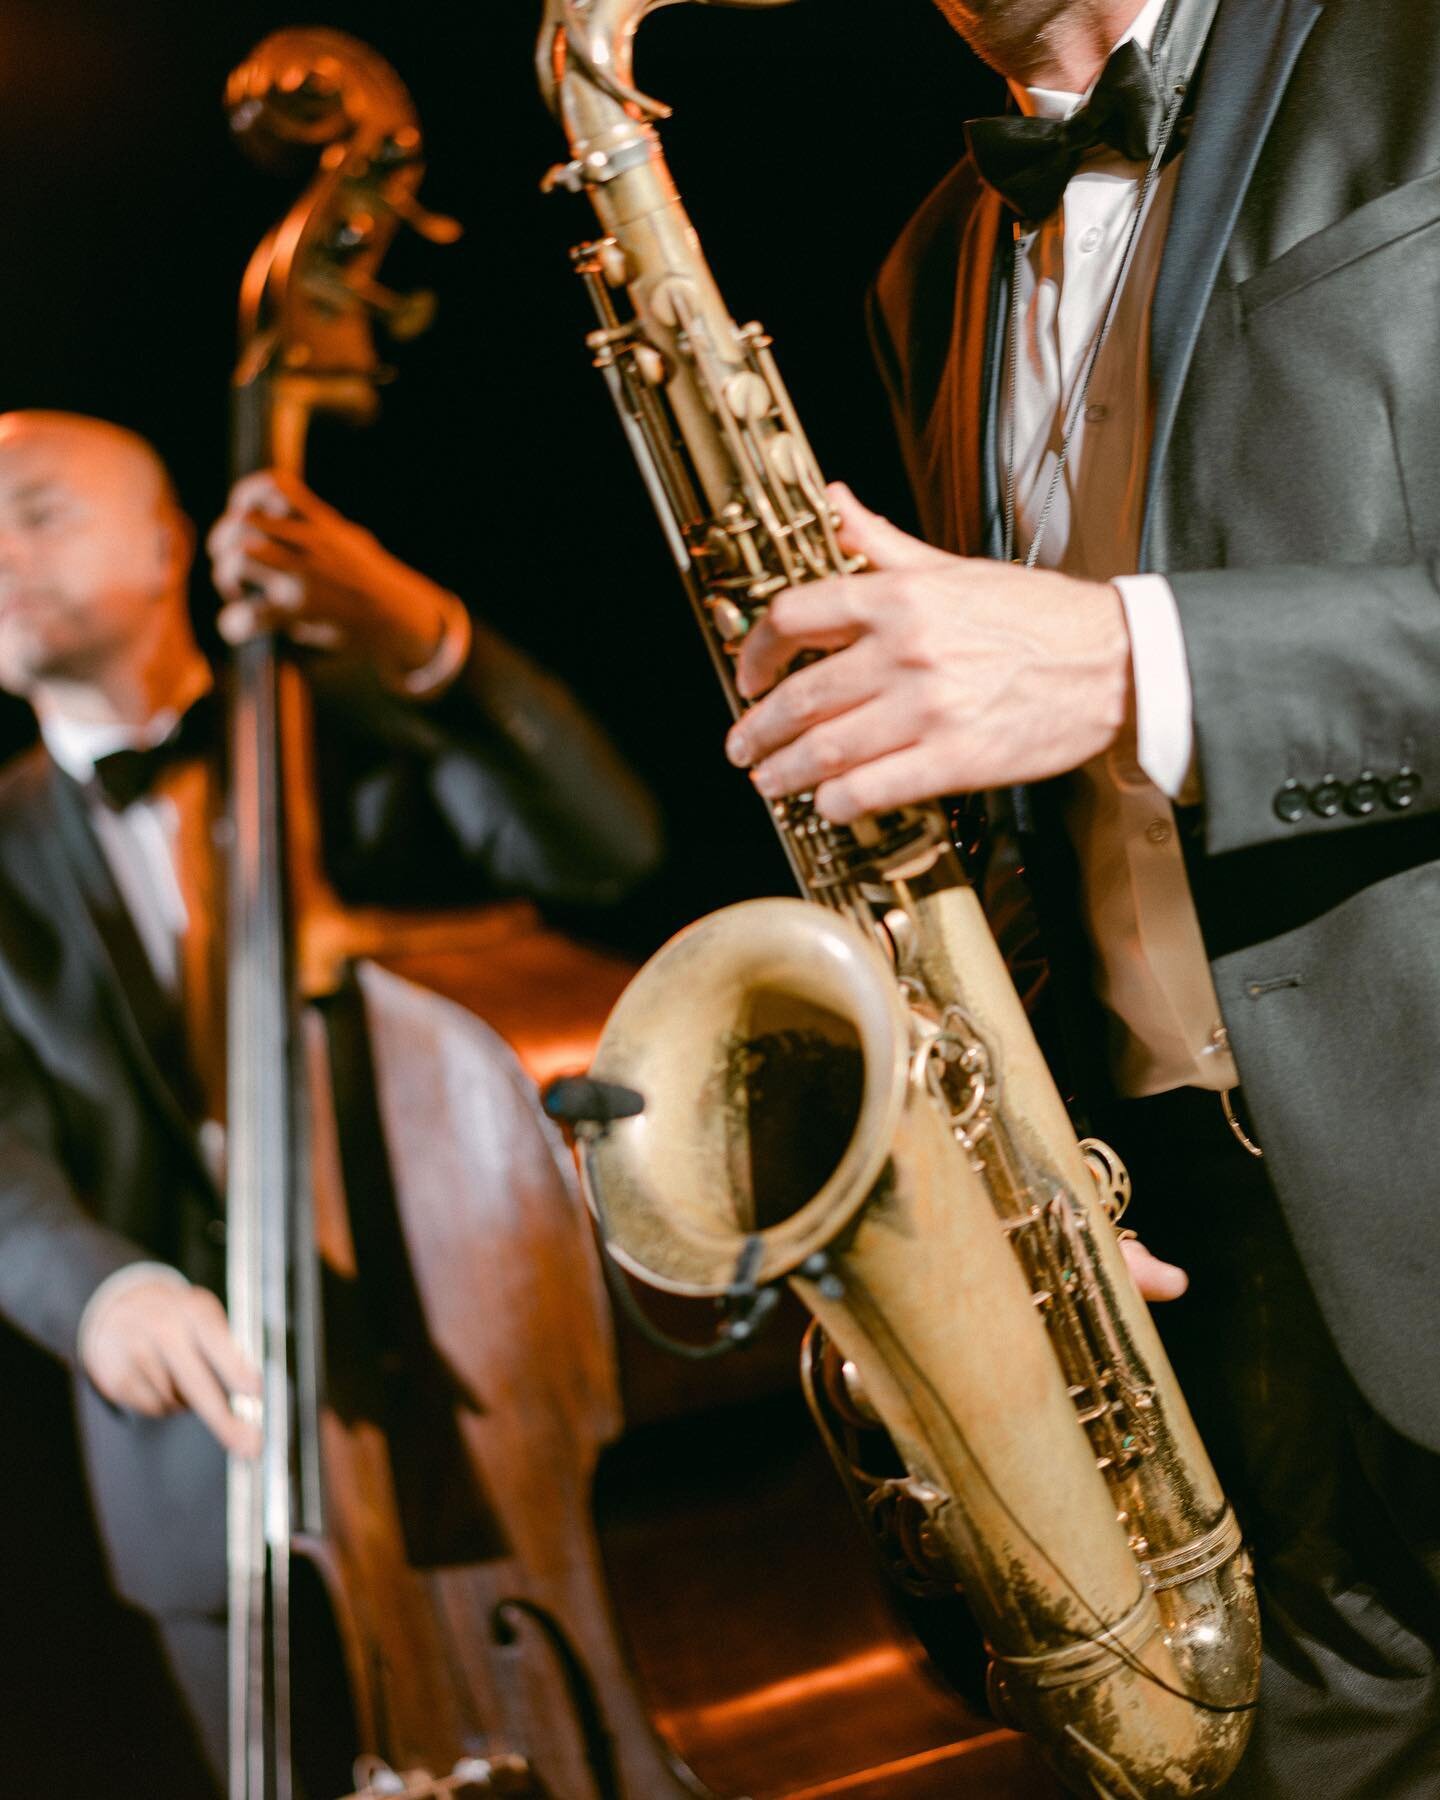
(1007, 0, 1238, 1095)
(41, 680, 217, 1354)
(42, 704, 196, 993)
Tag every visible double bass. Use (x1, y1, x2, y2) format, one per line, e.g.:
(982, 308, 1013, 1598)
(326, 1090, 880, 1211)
(220, 29, 703, 1800)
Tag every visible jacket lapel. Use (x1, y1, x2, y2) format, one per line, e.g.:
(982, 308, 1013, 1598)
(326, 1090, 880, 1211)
(927, 182, 1007, 558)
(43, 762, 214, 1169)
(1141, 0, 1325, 564)
(978, 206, 1011, 561)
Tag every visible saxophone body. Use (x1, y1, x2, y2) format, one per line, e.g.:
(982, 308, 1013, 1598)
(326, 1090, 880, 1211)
(538, 5, 1261, 1794)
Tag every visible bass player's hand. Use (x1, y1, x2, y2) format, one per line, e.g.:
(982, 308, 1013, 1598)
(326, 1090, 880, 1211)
(207, 469, 470, 697)
(81, 1275, 263, 1457)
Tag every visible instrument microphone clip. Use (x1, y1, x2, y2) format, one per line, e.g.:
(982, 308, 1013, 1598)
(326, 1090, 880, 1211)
(541, 1074, 646, 1133)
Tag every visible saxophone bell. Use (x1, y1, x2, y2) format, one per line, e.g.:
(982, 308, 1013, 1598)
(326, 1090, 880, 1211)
(583, 898, 905, 1298)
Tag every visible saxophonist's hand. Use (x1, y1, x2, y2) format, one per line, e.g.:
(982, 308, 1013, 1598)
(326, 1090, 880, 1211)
(1119, 1236, 1189, 1303)
(725, 488, 1188, 1308)
(724, 484, 1134, 818)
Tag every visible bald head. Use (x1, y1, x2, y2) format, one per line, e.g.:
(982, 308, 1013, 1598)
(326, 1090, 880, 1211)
(0, 411, 179, 507)
(0, 410, 196, 706)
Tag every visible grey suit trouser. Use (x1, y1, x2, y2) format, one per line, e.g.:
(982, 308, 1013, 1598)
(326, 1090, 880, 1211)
(1104, 1090, 1440, 1800)
(153, 1615, 226, 1797)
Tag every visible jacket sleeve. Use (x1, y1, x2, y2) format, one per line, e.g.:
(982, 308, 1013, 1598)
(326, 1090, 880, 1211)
(0, 1005, 147, 1364)
(311, 614, 665, 909)
(1171, 561, 1440, 857)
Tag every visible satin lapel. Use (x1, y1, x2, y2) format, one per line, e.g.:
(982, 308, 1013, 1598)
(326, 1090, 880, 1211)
(948, 183, 1008, 558)
(979, 206, 1011, 561)
(1141, 0, 1325, 565)
(44, 762, 210, 1157)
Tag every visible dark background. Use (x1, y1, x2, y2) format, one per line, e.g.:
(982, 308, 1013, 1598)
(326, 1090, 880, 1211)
(0, 0, 996, 946)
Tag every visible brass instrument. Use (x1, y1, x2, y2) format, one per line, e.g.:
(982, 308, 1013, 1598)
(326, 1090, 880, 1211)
(538, 3, 1261, 1794)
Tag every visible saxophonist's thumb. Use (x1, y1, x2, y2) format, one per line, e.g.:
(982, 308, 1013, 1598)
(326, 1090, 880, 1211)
(827, 482, 952, 572)
(1118, 1235, 1190, 1304)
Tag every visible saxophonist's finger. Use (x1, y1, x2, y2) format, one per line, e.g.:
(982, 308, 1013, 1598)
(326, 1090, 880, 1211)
(1118, 1236, 1190, 1303)
(734, 577, 864, 699)
(727, 639, 884, 766)
(814, 742, 948, 824)
(750, 697, 911, 801)
(827, 482, 953, 571)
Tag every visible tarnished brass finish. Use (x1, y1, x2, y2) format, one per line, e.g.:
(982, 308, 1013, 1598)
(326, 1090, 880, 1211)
(541, 4, 1260, 1794)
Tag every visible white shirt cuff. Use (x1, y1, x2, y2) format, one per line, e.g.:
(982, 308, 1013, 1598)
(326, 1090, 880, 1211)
(77, 1261, 190, 1368)
(1113, 574, 1200, 803)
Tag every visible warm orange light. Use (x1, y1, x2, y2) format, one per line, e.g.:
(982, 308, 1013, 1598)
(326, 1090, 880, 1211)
(662, 1645, 920, 1732)
(782, 1731, 1021, 1799)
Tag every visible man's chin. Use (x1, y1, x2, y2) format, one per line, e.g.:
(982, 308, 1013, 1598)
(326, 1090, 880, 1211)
(0, 630, 88, 697)
(0, 651, 41, 697)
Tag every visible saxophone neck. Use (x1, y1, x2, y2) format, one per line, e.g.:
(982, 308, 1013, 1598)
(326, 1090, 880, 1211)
(538, 0, 800, 139)
(538, 0, 681, 143)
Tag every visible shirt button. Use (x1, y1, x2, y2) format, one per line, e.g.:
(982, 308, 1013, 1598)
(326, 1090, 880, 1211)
(1144, 818, 1172, 846)
(1079, 224, 1103, 253)
(1084, 403, 1109, 424)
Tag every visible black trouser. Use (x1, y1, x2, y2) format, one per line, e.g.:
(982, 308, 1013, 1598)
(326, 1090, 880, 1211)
(1100, 1088, 1440, 1800)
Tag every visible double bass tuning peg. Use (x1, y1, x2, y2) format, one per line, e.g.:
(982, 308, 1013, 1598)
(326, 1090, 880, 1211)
(327, 179, 460, 251)
(374, 285, 438, 341)
(352, 274, 440, 340)
(368, 128, 463, 244)
(329, 198, 461, 256)
(385, 188, 463, 247)
(302, 268, 438, 340)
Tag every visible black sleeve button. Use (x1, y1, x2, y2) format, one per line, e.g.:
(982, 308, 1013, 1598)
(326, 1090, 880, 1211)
(1384, 767, 1422, 812)
(1274, 780, 1307, 824)
(1308, 776, 1344, 819)
(1345, 770, 1383, 817)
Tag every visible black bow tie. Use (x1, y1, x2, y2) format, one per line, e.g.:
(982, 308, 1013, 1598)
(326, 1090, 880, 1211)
(88, 691, 217, 811)
(966, 39, 1174, 225)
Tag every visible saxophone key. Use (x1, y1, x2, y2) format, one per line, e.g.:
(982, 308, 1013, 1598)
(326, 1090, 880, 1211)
(724, 369, 772, 422)
(706, 595, 749, 641)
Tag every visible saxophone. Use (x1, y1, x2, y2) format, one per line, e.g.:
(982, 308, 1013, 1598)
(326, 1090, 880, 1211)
(537, 4, 1261, 1794)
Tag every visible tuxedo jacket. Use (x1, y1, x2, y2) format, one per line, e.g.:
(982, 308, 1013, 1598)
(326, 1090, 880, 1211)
(0, 625, 660, 1618)
(870, 0, 1440, 1451)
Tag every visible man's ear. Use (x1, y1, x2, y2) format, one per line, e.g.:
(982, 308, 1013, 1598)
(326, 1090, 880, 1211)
(157, 506, 196, 589)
